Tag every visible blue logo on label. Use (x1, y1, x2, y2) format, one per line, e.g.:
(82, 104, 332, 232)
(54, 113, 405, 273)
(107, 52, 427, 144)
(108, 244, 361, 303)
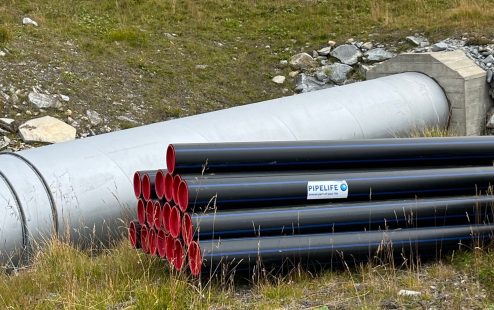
(340, 184, 347, 191)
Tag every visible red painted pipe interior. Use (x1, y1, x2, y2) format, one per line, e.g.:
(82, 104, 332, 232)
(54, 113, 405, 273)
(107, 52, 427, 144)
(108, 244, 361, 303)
(148, 229, 158, 256)
(133, 171, 142, 198)
(182, 213, 193, 247)
(164, 172, 174, 201)
(169, 206, 181, 239)
(162, 202, 171, 233)
(153, 201, 161, 229)
(157, 229, 167, 258)
(188, 241, 202, 276)
(166, 144, 176, 174)
(142, 173, 151, 201)
(155, 169, 166, 199)
(177, 181, 189, 212)
(140, 225, 149, 254)
(165, 234, 174, 263)
(173, 239, 184, 271)
(145, 200, 154, 227)
(137, 198, 146, 226)
(129, 221, 137, 248)
(172, 175, 182, 203)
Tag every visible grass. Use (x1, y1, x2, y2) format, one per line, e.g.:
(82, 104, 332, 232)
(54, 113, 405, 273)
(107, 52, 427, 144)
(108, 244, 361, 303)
(1, 0, 494, 308)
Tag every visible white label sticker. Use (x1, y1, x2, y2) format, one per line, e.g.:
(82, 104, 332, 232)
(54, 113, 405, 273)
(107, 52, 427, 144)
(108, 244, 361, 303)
(307, 181, 348, 200)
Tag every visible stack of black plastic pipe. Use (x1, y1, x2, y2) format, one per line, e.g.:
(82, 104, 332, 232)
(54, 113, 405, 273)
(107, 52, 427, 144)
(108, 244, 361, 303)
(129, 136, 494, 276)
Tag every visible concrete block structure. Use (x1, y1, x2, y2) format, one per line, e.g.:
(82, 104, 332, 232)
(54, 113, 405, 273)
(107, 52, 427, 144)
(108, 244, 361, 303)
(367, 51, 492, 135)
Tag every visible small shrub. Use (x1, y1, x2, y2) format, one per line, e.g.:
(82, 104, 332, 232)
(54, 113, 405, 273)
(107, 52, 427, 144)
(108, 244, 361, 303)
(0, 27, 11, 45)
(107, 27, 147, 47)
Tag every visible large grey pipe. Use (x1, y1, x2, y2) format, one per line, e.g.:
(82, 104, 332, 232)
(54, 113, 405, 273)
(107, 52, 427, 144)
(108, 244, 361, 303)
(0, 72, 449, 266)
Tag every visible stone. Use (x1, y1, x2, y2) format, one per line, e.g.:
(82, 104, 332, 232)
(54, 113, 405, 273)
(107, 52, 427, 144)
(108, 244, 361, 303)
(28, 92, 62, 109)
(362, 42, 373, 50)
(319, 63, 353, 85)
(18, 116, 76, 144)
(317, 46, 332, 56)
(0, 136, 9, 150)
(0, 50, 6, 57)
(294, 73, 333, 93)
(117, 116, 139, 124)
(315, 70, 328, 82)
(86, 110, 102, 126)
(22, 17, 38, 27)
(279, 60, 288, 66)
(0, 118, 16, 132)
(60, 94, 70, 102)
(327, 40, 336, 47)
(431, 42, 449, 52)
(398, 289, 421, 297)
(289, 53, 316, 70)
(486, 113, 494, 129)
(330, 44, 362, 65)
(195, 64, 208, 69)
(406, 35, 429, 46)
(288, 71, 299, 78)
(483, 55, 494, 64)
(272, 75, 286, 84)
(364, 48, 395, 62)
(487, 69, 493, 83)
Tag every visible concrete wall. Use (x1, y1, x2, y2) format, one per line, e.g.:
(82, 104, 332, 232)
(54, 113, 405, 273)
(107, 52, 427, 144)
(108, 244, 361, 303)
(367, 51, 491, 135)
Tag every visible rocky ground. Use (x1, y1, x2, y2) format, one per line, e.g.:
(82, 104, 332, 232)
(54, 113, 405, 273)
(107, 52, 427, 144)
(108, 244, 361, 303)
(3, 18, 494, 154)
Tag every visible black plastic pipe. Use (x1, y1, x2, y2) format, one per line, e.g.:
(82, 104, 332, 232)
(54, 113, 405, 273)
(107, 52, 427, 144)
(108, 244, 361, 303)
(128, 220, 141, 249)
(133, 170, 156, 198)
(187, 224, 494, 276)
(142, 171, 159, 201)
(180, 196, 494, 245)
(178, 166, 494, 211)
(167, 136, 494, 174)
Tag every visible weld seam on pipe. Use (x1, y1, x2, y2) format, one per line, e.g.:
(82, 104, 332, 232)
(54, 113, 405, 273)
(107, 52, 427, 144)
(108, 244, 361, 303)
(2, 152, 59, 235)
(0, 170, 27, 250)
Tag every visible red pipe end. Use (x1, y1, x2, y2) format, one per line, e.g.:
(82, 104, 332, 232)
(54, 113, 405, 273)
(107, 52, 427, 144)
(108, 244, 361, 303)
(157, 229, 167, 258)
(169, 206, 181, 239)
(133, 171, 142, 198)
(188, 241, 202, 276)
(148, 229, 158, 256)
(129, 221, 139, 248)
(145, 200, 154, 227)
(140, 225, 149, 254)
(164, 172, 174, 202)
(153, 201, 162, 229)
(137, 199, 146, 226)
(182, 213, 193, 247)
(172, 175, 182, 203)
(166, 144, 176, 174)
(142, 174, 151, 201)
(162, 202, 171, 233)
(155, 170, 166, 199)
(177, 181, 189, 212)
(173, 239, 184, 271)
(165, 234, 174, 263)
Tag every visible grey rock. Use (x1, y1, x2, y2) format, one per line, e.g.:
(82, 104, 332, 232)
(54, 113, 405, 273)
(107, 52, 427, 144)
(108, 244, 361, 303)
(483, 55, 494, 64)
(407, 35, 429, 46)
(86, 110, 102, 126)
(315, 70, 328, 82)
(279, 60, 288, 66)
(60, 94, 70, 102)
(487, 70, 493, 83)
(271, 75, 286, 84)
(22, 17, 38, 27)
(312, 50, 319, 58)
(28, 92, 62, 109)
(117, 116, 139, 124)
(317, 46, 332, 56)
(362, 42, 373, 50)
(0, 136, 10, 150)
(330, 44, 362, 65)
(0, 118, 16, 132)
(18, 116, 76, 144)
(487, 113, 494, 129)
(398, 289, 421, 297)
(319, 63, 353, 85)
(294, 73, 333, 93)
(195, 64, 208, 69)
(327, 40, 336, 47)
(364, 48, 395, 62)
(431, 42, 449, 52)
(0, 50, 6, 57)
(289, 53, 316, 70)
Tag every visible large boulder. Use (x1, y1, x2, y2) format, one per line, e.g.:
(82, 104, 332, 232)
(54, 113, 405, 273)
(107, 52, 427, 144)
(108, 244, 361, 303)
(18, 116, 76, 144)
(330, 44, 362, 65)
(289, 53, 316, 70)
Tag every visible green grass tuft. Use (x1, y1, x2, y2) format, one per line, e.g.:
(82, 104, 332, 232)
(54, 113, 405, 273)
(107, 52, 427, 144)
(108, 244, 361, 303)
(107, 27, 147, 47)
(0, 26, 10, 46)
